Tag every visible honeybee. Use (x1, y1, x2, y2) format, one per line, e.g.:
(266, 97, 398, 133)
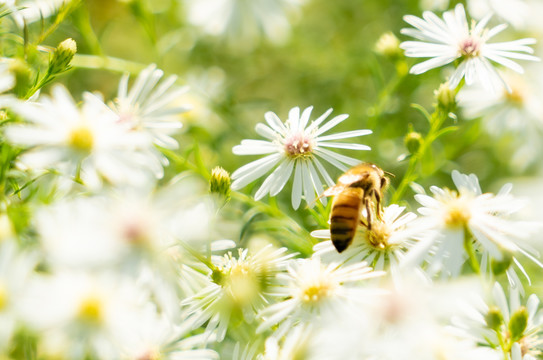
(321, 163, 389, 253)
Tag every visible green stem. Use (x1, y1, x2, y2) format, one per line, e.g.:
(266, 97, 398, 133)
(463, 229, 480, 274)
(390, 108, 448, 204)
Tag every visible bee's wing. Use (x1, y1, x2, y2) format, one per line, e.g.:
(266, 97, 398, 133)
(320, 185, 346, 197)
(338, 172, 367, 186)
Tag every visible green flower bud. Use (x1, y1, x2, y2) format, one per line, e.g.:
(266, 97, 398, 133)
(9, 59, 30, 97)
(485, 306, 503, 331)
(404, 124, 422, 154)
(509, 306, 528, 342)
(209, 166, 231, 202)
(49, 38, 77, 75)
(434, 82, 456, 113)
(375, 32, 402, 59)
(490, 252, 513, 276)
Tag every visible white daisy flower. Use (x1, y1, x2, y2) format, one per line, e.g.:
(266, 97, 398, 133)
(5, 85, 163, 189)
(119, 305, 219, 360)
(312, 204, 428, 282)
(256, 256, 384, 338)
(110, 64, 190, 150)
(231, 106, 372, 209)
(303, 277, 499, 360)
(3, 0, 72, 27)
(467, 0, 529, 29)
(458, 68, 543, 170)
(400, 4, 539, 92)
(402, 170, 542, 283)
(183, 0, 304, 49)
(182, 245, 294, 341)
(21, 271, 148, 360)
(0, 241, 36, 352)
(451, 282, 543, 360)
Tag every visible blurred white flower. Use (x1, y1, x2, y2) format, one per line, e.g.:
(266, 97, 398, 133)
(110, 64, 190, 150)
(3, 0, 72, 27)
(35, 177, 214, 273)
(467, 0, 529, 29)
(22, 271, 147, 360)
(402, 170, 542, 285)
(6, 85, 163, 189)
(256, 256, 384, 337)
(451, 282, 543, 360)
(458, 68, 543, 170)
(0, 241, 35, 351)
(231, 106, 372, 209)
(297, 277, 499, 360)
(119, 304, 219, 360)
(183, 0, 304, 49)
(312, 204, 428, 282)
(182, 245, 294, 341)
(400, 4, 539, 92)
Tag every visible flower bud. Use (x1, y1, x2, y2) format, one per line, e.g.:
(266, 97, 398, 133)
(375, 32, 402, 59)
(49, 38, 77, 75)
(9, 59, 30, 97)
(434, 82, 456, 113)
(485, 306, 503, 331)
(490, 252, 513, 276)
(209, 166, 231, 202)
(404, 125, 422, 154)
(509, 306, 528, 342)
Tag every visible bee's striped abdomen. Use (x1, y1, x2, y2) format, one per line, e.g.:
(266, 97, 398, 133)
(330, 188, 363, 253)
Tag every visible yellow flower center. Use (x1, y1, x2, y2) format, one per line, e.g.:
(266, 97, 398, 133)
(459, 37, 481, 58)
(137, 349, 162, 360)
(442, 192, 471, 228)
(366, 220, 391, 250)
(284, 133, 314, 159)
(77, 295, 103, 325)
(301, 281, 332, 303)
(0, 282, 8, 311)
(68, 125, 94, 153)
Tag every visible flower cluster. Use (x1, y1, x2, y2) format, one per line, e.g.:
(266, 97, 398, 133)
(0, 1, 541, 359)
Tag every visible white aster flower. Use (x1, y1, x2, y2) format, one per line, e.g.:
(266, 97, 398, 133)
(21, 271, 147, 360)
(0, 241, 36, 351)
(312, 204, 428, 282)
(110, 64, 190, 150)
(403, 170, 542, 283)
(183, 0, 304, 49)
(296, 277, 499, 360)
(231, 106, 372, 209)
(120, 305, 218, 360)
(3, 0, 72, 27)
(400, 4, 539, 92)
(6, 85, 163, 189)
(458, 68, 543, 170)
(451, 282, 543, 360)
(182, 245, 294, 341)
(256, 256, 384, 337)
(467, 0, 529, 29)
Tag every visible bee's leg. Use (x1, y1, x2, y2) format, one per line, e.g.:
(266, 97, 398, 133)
(373, 190, 382, 220)
(365, 199, 372, 230)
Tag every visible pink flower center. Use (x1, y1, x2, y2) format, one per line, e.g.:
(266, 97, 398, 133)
(284, 133, 314, 158)
(459, 37, 481, 58)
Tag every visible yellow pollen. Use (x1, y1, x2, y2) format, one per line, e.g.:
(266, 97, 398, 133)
(366, 221, 391, 250)
(77, 295, 103, 325)
(443, 194, 471, 228)
(68, 125, 94, 153)
(301, 283, 331, 303)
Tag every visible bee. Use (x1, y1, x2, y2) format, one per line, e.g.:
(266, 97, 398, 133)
(321, 163, 389, 253)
